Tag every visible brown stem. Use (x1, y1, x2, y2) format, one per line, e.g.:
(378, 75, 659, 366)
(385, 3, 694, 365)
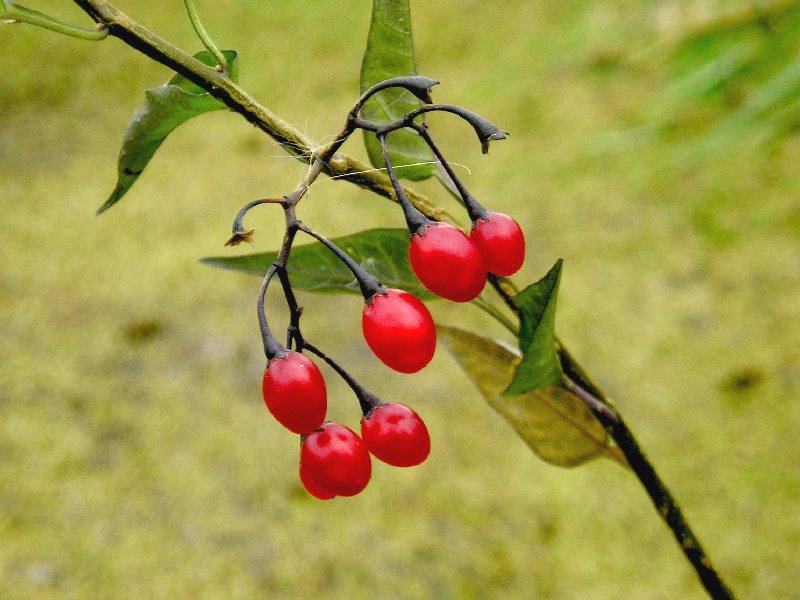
(561, 377, 735, 599)
(72, 0, 453, 225)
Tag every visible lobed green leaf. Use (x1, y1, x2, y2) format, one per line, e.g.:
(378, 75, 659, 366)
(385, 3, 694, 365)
(201, 227, 435, 299)
(360, 0, 435, 181)
(97, 50, 239, 215)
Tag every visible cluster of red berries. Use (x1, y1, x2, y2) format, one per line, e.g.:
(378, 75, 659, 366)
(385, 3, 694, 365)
(261, 285, 435, 499)
(410, 212, 525, 302)
(260, 210, 524, 498)
(263, 348, 431, 498)
(249, 76, 522, 499)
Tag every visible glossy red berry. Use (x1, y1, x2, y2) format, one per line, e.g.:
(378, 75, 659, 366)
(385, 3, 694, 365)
(300, 422, 371, 497)
(470, 212, 525, 276)
(262, 351, 327, 435)
(361, 402, 430, 467)
(409, 223, 487, 302)
(362, 288, 436, 373)
(299, 461, 336, 500)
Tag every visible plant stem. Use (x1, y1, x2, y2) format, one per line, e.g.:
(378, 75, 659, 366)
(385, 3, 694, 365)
(295, 222, 384, 300)
(2, 2, 108, 40)
(490, 273, 735, 597)
(182, 0, 227, 73)
(561, 377, 736, 600)
(471, 297, 518, 336)
(377, 134, 432, 234)
(412, 124, 489, 222)
(72, 0, 453, 224)
(303, 342, 382, 415)
(487, 274, 521, 314)
(256, 264, 286, 360)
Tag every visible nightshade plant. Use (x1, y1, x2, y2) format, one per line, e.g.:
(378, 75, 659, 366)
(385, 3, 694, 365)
(1, 0, 736, 598)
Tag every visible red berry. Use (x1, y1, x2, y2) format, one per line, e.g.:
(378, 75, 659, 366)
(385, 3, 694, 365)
(409, 223, 487, 302)
(362, 288, 436, 373)
(361, 402, 430, 467)
(262, 351, 327, 435)
(299, 461, 336, 500)
(470, 212, 525, 276)
(300, 422, 371, 497)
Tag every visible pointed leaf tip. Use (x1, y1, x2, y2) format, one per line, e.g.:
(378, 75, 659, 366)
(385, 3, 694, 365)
(503, 259, 564, 396)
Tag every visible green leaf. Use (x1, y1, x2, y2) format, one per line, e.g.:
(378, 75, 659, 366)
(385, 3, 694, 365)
(504, 259, 563, 395)
(438, 326, 624, 468)
(201, 228, 435, 299)
(97, 50, 239, 215)
(360, 0, 435, 181)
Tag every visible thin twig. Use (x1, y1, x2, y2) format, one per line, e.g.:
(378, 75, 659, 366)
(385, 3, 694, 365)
(562, 376, 736, 600)
(303, 341, 381, 415)
(72, 0, 453, 224)
(2, 1, 108, 40)
(489, 273, 735, 598)
(182, 0, 227, 73)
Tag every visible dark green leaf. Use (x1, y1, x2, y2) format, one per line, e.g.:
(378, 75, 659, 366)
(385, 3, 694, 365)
(360, 0, 435, 181)
(504, 259, 563, 395)
(438, 325, 624, 468)
(201, 228, 434, 299)
(97, 50, 239, 214)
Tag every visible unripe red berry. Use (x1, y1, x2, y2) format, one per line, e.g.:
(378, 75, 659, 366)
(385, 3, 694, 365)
(362, 288, 436, 373)
(300, 422, 371, 497)
(408, 223, 487, 302)
(361, 402, 430, 467)
(470, 212, 525, 276)
(262, 351, 327, 435)
(299, 461, 335, 500)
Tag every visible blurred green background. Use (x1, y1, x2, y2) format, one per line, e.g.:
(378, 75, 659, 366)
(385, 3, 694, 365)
(2, 1, 799, 598)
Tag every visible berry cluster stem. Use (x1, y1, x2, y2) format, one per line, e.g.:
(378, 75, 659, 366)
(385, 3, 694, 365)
(256, 265, 286, 359)
(377, 134, 432, 235)
(303, 342, 382, 415)
(296, 222, 384, 300)
(410, 124, 489, 222)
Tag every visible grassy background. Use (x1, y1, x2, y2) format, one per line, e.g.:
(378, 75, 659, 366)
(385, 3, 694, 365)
(2, 1, 799, 598)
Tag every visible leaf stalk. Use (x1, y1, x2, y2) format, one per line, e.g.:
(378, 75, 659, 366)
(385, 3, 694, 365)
(2, 1, 108, 40)
(182, 0, 227, 74)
